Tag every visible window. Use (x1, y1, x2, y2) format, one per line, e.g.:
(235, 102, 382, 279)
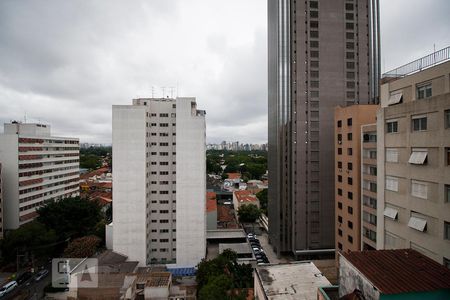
(348, 221, 353, 229)
(417, 83, 432, 99)
(412, 116, 427, 131)
(338, 202, 342, 209)
(386, 121, 398, 133)
(347, 118, 352, 126)
(310, 80, 319, 88)
(311, 91, 319, 98)
(408, 149, 428, 165)
(338, 242, 343, 250)
(337, 120, 342, 128)
(445, 222, 450, 240)
(363, 212, 377, 225)
(411, 180, 428, 199)
(363, 196, 377, 209)
(346, 22, 354, 30)
(348, 177, 353, 185)
(345, 13, 354, 20)
(445, 110, 450, 128)
(338, 148, 342, 155)
(346, 32, 354, 39)
(446, 185, 450, 203)
(310, 10, 318, 18)
(345, 3, 354, 10)
(310, 1, 318, 9)
(310, 61, 319, 68)
(386, 148, 399, 163)
(338, 188, 343, 196)
(348, 235, 353, 243)
(338, 229, 342, 236)
(347, 148, 353, 156)
(346, 42, 354, 49)
(337, 134, 342, 142)
(160, 123, 169, 127)
(348, 162, 353, 170)
(310, 21, 319, 28)
(338, 175, 342, 183)
(159, 113, 169, 117)
(346, 52, 354, 59)
(444, 257, 450, 269)
(446, 148, 450, 165)
(338, 161, 342, 168)
(160, 133, 169, 136)
(386, 176, 399, 192)
(311, 70, 319, 78)
(348, 206, 353, 214)
(310, 31, 319, 38)
(348, 192, 353, 200)
(338, 216, 343, 223)
(347, 133, 352, 141)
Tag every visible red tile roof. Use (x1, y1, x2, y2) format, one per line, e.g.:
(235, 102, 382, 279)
(206, 192, 217, 212)
(227, 173, 241, 180)
(80, 167, 109, 180)
(342, 249, 450, 294)
(234, 190, 258, 203)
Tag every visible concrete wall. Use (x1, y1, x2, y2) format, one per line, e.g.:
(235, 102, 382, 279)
(176, 97, 206, 267)
(105, 222, 113, 250)
(112, 105, 148, 266)
(339, 254, 380, 300)
(207, 211, 217, 230)
(0, 135, 20, 229)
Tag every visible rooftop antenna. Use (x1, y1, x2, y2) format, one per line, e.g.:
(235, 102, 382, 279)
(24, 111, 27, 123)
(176, 82, 179, 98)
(151, 86, 155, 98)
(168, 87, 175, 98)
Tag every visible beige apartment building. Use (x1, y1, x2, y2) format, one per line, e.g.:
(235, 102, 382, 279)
(377, 57, 450, 267)
(335, 105, 378, 259)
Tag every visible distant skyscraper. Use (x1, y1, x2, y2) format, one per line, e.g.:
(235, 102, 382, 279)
(112, 97, 206, 267)
(268, 0, 380, 257)
(0, 123, 80, 229)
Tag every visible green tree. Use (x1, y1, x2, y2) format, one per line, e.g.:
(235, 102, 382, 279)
(80, 154, 102, 170)
(256, 189, 268, 215)
(64, 235, 101, 258)
(196, 250, 253, 300)
(1, 221, 58, 263)
(37, 197, 103, 239)
(237, 204, 261, 223)
(198, 275, 233, 300)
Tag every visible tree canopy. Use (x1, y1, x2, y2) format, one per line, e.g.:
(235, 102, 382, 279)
(237, 204, 261, 223)
(37, 197, 103, 239)
(196, 249, 253, 300)
(256, 189, 268, 215)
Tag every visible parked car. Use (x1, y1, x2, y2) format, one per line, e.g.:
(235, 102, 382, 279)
(247, 233, 255, 238)
(35, 269, 49, 281)
(16, 271, 33, 285)
(0, 281, 18, 297)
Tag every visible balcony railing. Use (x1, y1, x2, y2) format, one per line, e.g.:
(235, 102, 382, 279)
(382, 46, 450, 78)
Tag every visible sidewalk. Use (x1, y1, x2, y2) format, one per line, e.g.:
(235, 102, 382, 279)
(257, 232, 291, 264)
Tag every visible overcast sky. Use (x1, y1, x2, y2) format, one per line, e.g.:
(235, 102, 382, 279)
(0, 0, 449, 144)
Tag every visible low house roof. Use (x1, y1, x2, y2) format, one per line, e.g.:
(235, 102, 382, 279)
(342, 249, 450, 294)
(234, 190, 258, 203)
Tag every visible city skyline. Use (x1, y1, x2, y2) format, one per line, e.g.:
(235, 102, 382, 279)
(0, 0, 449, 144)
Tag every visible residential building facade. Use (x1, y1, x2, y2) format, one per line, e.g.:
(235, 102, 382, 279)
(0, 123, 80, 229)
(335, 105, 377, 260)
(377, 59, 450, 266)
(112, 97, 206, 267)
(268, 0, 380, 257)
(361, 123, 378, 250)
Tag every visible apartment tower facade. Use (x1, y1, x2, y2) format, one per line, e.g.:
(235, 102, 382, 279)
(0, 123, 80, 229)
(377, 58, 450, 266)
(334, 105, 377, 260)
(268, 0, 380, 257)
(112, 97, 206, 267)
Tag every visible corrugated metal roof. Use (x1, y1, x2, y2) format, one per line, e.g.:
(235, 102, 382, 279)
(342, 249, 450, 294)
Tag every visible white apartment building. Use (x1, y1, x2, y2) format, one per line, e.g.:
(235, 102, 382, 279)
(112, 97, 206, 267)
(0, 122, 80, 229)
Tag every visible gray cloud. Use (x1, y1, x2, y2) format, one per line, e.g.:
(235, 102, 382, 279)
(0, 0, 449, 144)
